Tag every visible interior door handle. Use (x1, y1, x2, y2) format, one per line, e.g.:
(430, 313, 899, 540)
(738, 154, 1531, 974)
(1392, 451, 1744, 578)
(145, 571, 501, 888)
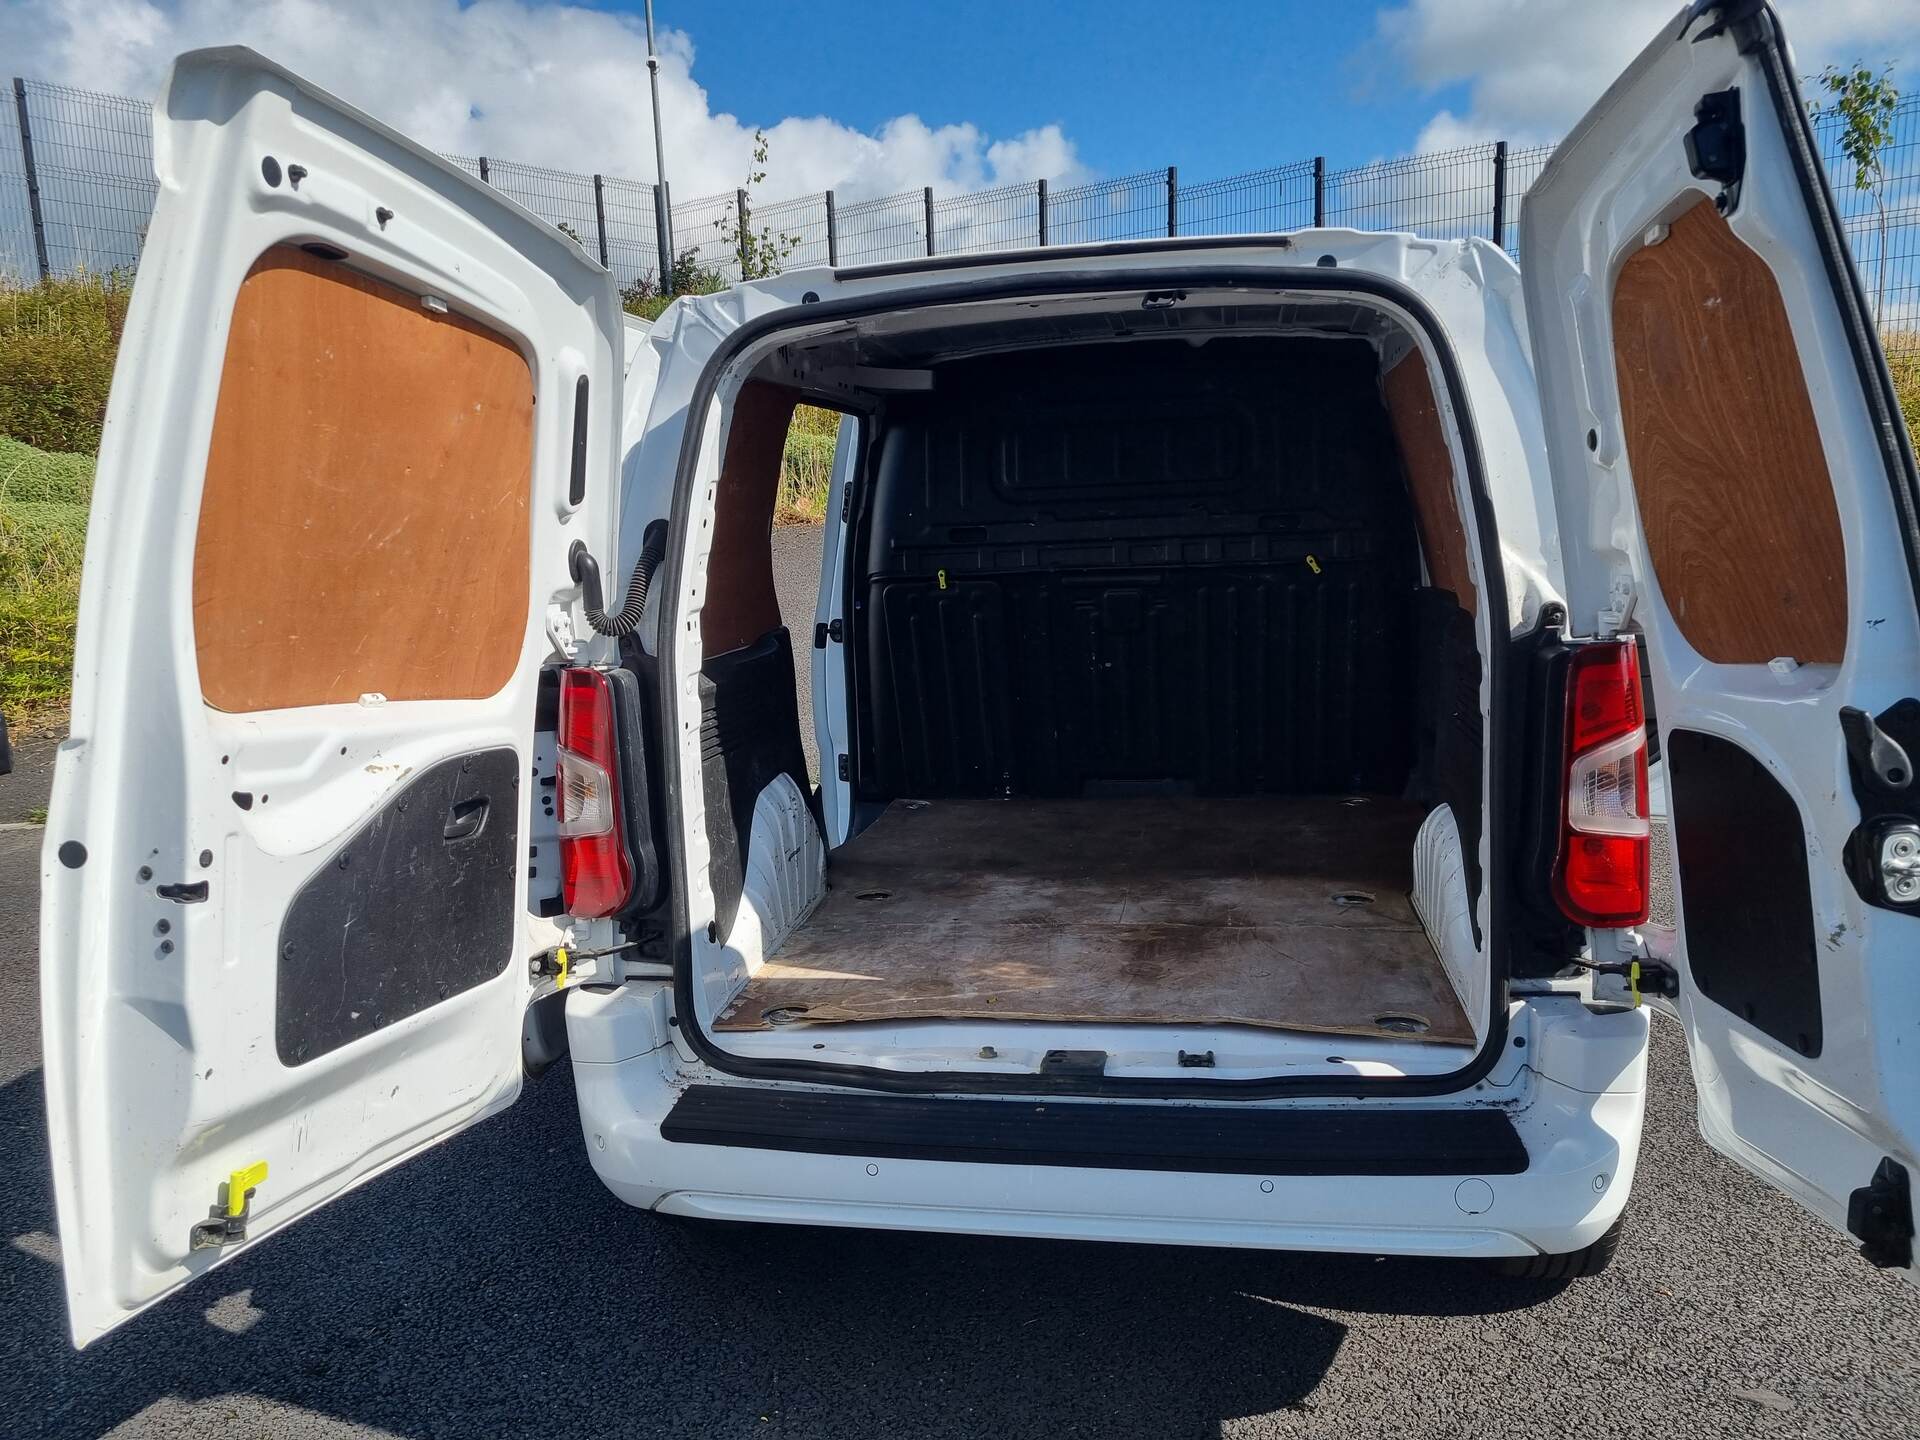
(443, 795, 490, 842)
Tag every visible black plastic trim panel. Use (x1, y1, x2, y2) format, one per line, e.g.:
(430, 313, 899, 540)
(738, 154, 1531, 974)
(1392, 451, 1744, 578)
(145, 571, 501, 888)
(662, 1085, 1529, 1175)
(277, 747, 519, 1065)
(656, 259, 1515, 1100)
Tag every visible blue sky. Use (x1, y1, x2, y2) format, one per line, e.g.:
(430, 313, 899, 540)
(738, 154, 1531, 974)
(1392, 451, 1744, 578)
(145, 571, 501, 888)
(5, 0, 1918, 205)
(647, 0, 1436, 183)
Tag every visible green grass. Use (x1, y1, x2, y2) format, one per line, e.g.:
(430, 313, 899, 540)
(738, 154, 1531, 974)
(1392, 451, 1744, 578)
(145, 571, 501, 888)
(0, 434, 93, 717)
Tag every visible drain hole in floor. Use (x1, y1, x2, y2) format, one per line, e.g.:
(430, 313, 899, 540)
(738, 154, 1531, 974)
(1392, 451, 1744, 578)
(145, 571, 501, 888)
(1331, 890, 1376, 908)
(856, 890, 891, 902)
(1371, 1013, 1430, 1034)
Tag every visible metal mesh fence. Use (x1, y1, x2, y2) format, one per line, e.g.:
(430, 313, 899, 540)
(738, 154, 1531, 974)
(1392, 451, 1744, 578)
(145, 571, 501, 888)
(1181, 161, 1316, 237)
(0, 86, 33, 284)
(17, 80, 156, 277)
(754, 191, 832, 271)
(598, 174, 663, 294)
(933, 180, 1041, 255)
(1816, 102, 1920, 359)
(1325, 143, 1498, 244)
(1046, 169, 1170, 246)
(1, 72, 1916, 370)
(670, 188, 741, 282)
(835, 188, 926, 267)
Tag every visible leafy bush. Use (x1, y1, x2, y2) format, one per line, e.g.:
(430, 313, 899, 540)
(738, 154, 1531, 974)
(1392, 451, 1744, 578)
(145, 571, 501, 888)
(0, 435, 93, 712)
(0, 274, 131, 454)
(1890, 335, 1919, 443)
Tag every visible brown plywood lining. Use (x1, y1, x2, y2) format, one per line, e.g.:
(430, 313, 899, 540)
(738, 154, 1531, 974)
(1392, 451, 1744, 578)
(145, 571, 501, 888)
(703, 380, 800, 658)
(1383, 351, 1476, 615)
(193, 246, 534, 711)
(715, 796, 1474, 1045)
(1611, 197, 1847, 665)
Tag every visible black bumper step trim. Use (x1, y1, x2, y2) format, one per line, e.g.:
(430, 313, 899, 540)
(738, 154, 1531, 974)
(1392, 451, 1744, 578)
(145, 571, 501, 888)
(661, 1085, 1528, 1176)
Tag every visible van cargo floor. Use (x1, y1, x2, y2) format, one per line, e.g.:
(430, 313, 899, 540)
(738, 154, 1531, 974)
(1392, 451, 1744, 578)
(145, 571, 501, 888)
(713, 796, 1473, 1044)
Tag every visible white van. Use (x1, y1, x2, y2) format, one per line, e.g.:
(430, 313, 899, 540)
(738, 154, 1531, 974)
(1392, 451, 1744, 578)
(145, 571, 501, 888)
(40, 1, 1920, 1347)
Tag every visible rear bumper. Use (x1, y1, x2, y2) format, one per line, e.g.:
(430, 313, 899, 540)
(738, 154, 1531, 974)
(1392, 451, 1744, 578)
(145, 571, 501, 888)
(566, 996, 1650, 1260)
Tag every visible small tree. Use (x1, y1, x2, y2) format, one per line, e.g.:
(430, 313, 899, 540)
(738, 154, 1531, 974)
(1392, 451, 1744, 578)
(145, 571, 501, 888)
(1809, 62, 1900, 321)
(715, 130, 802, 280)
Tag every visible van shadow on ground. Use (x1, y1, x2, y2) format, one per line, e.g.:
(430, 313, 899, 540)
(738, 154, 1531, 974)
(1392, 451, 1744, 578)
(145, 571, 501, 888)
(0, 1058, 1566, 1440)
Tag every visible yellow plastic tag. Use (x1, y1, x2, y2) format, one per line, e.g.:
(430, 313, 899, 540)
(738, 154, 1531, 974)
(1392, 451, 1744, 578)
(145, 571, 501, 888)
(1629, 959, 1643, 1009)
(227, 1160, 268, 1217)
(555, 947, 571, 990)
(937, 569, 948, 591)
(1305, 555, 1322, 575)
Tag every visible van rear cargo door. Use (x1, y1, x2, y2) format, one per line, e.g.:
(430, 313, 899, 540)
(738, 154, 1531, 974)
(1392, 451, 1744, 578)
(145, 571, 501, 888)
(1523, 0, 1920, 1278)
(39, 48, 624, 1346)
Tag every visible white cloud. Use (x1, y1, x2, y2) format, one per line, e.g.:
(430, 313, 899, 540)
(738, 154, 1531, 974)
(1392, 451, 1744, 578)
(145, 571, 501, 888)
(0, 0, 1084, 207)
(1376, 0, 1920, 151)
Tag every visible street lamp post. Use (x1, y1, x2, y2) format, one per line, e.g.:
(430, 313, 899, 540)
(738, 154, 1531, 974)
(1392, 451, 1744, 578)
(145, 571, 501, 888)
(645, 0, 675, 291)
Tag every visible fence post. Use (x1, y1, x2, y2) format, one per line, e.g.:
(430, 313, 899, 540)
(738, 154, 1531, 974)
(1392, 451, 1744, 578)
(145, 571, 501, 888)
(1036, 178, 1048, 246)
(1166, 166, 1178, 237)
(12, 78, 50, 282)
(1312, 156, 1326, 228)
(824, 189, 838, 267)
(1490, 140, 1509, 249)
(735, 187, 750, 274)
(477, 155, 490, 184)
(591, 173, 610, 268)
(655, 180, 674, 293)
(924, 186, 935, 256)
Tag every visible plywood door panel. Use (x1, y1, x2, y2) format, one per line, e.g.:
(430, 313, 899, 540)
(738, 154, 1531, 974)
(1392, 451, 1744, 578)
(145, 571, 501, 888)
(1383, 351, 1476, 615)
(1610, 198, 1847, 665)
(193, 245, 535, 712)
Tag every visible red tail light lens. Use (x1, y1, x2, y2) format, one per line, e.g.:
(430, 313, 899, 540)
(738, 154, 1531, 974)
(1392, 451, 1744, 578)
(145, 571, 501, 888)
(556, 667, 634, 919)
(1554, 639, 1650, 928)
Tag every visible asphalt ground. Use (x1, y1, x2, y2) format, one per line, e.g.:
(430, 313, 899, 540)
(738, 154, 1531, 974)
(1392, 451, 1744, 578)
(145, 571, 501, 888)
(1, 525, 1916, 1438)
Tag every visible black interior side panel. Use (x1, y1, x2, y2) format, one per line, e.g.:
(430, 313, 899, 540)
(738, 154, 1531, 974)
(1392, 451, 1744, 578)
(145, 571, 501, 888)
(277, 747, 519, 1065)
(856, 337, 1417, 799)
(1668, 728, 1824, 1058)
(700, 628, 813, 942)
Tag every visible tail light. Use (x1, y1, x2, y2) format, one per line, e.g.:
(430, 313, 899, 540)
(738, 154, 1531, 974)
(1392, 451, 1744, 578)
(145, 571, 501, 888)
(1553, 638, 1650, 928)
(556, 667, 634, 919)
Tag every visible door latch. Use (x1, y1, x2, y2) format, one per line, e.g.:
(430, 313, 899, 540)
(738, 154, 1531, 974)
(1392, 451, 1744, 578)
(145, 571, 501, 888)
(1878, 827, 1920, 905)
(1840, 700, 1920, 913)
(190, 1160, 268, 1251)
(1847, 1158, 1914, 1270)
(1684, 87, 1745, 209)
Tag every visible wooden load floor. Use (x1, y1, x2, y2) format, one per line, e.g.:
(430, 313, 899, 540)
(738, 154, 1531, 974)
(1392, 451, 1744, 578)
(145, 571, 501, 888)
(714, 796, 1473, 1045)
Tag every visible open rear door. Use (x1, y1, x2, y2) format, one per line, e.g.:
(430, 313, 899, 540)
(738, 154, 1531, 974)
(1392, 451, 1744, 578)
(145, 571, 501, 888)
(1524, 1, 1920, 1275)
(39, 48, 623, 1344)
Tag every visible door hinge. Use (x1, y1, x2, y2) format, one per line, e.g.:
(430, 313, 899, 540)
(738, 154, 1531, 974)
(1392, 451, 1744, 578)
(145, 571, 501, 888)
(813, 617, 843, 649)
(189, 1160, 268, 1251)
(1847, 1158, 1914, 1270)
(1684, 87, 1745, 210)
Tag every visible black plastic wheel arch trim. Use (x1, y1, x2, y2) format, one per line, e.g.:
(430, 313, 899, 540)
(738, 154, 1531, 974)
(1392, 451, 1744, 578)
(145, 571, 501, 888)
(654, 251, 1516, 1100)
(662, 1085, 1530, 1175)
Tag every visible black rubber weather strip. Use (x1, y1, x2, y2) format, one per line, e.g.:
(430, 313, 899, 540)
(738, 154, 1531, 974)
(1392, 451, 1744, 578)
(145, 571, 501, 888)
(656, 252, 1516, 1100)
(662, 1085, 1530, 1176)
